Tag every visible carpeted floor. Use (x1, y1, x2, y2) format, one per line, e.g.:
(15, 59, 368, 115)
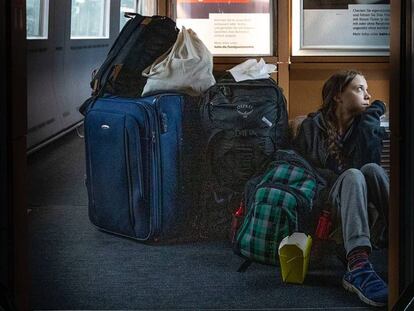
(28, 129, 387, 310)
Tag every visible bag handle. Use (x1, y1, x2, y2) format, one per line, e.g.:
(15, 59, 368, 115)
(124, 12, 138, 18)
(178, 27, 198, 60)
(165, 26, 185, 62)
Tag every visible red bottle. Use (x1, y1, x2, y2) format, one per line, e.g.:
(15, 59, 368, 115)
(230, 201, 245, 243)
(315, 210, 332, 240)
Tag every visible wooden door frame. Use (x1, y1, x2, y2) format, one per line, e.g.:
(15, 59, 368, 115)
(389, 0, 400, 307)
(3, 0, 29, 310)
(389, 0, 414, 307)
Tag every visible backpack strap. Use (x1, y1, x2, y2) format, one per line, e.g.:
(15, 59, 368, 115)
(205, 129, 235, 203)
(208, 135, 249, 204)
(212, 189, 234, 204)
(205, 128, 265, 202)
(237, 259, 252, 272)
(79, 65, 114, 115)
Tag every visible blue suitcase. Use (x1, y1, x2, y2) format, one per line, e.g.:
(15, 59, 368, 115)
(84, 94, 191, 241)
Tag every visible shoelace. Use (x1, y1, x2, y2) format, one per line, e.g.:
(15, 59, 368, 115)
(351, 266, 386, 290)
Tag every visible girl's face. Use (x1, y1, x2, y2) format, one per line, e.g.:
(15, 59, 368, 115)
(335, 74, 371, 115)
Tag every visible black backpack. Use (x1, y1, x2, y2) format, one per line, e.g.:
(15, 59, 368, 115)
(80, 14, 178, 115)
(200, 74, 289, 205)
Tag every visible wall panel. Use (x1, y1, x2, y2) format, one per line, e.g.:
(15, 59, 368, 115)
(289, 63, 390, 119)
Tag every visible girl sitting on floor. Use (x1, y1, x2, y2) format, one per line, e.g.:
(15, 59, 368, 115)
(294, 70, 389, 307)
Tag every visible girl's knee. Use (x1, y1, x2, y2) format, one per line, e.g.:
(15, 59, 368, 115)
(342, 168, 365, 184)
(360, 163, 384, 177)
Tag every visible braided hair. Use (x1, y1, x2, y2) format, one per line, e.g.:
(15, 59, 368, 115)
(319, 70, 362, 170)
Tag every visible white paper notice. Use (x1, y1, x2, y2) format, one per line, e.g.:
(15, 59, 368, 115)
(209, 13, 271, 55)
(303, 4, 390, 49)
(176, 15, 271, 56)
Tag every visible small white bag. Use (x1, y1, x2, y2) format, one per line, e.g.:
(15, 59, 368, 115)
(142, 27, 216, 96)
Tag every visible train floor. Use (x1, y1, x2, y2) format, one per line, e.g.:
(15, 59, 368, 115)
(28, 129, 387, 310)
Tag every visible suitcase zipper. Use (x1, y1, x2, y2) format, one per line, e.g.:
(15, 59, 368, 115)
(127, 101, 159, 240)
(124, 128, 136, 229)
(152, 98, 162, 238)
(151, 93, 183, 236)
(128, 108, 153, 241)
(141, 102, 162, 238)
(149, 93, 181, 238)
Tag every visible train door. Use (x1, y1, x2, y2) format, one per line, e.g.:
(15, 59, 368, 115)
(26, 0, 117, 151)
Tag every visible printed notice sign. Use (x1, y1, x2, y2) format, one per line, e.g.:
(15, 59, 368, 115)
(176, 0, 272, 56)
(210, 13, 270, 55)
(301, 0, 390, 52)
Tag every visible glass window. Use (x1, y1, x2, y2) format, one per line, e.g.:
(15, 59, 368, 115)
(120, 0, 137, 31)
(137, 0, 157, 16)
(26, 0, 49, 39)
(292, 0, 390, 56)
(175, 0, 273, 56)
(71, 0, 110, 39)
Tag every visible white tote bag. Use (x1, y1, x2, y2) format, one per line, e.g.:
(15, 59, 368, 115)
(142, 27, 215, 96)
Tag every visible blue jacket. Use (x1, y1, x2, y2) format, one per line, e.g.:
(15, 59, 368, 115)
(293, 100, 386, 209)
(294, 100, 385, 173)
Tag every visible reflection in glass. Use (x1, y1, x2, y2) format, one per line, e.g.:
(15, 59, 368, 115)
(120, 0, 136, 31)
(137, 0, 157, 17)
(71, 0, 110, 39)
(27, 0, 49, 39)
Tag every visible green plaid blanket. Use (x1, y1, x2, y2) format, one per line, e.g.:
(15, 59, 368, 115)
(236, 163, 316, 265)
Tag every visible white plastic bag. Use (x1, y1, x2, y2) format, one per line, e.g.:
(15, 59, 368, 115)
(142, 27, 216, 96)
(228, 58, 276, 82)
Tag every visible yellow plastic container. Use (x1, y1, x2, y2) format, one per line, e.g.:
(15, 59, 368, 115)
(278, 232, 312, 284)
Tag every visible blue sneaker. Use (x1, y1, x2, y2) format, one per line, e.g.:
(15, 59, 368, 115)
(342, 262, 388, 307)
